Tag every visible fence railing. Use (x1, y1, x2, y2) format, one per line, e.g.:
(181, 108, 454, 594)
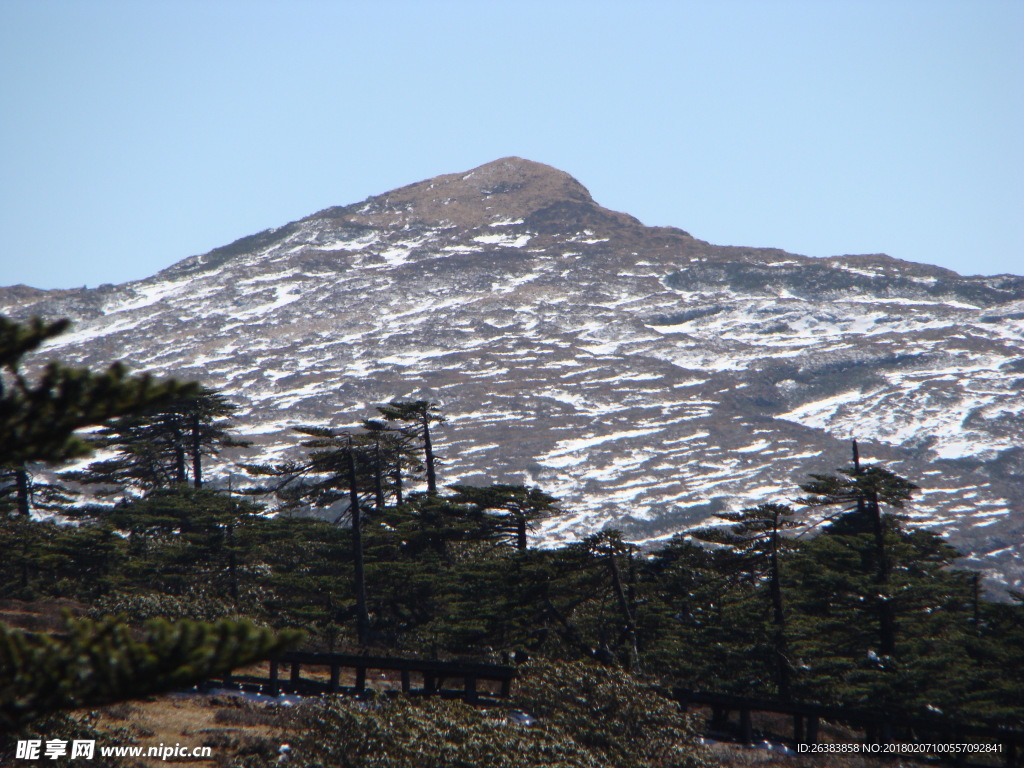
(205, 654, 1022, 766)
(209, 650, 517, 704)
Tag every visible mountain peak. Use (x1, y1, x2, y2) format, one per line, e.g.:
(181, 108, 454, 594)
(5, 156, 1024, 592)
(315, 157, 634, 232)
(445, 156, 593, 204)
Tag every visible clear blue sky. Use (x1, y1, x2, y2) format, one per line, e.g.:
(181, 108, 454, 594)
(1, 0, 1021, 290)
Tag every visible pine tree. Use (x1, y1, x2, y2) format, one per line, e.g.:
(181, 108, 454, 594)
(786, 517, 971, 714)
(0, 614, 299, 730)
(360, 417, 423, 508)
(0, 514, 48, 597)
(799, 440, 918, 656)
(104, 489, 259, 603)
(244, 425, 378, 644)
(180, 387, 249, 488)
(377, 400, 444, 495)
(692, 503, 801, 699)
(0, 513, 124, 602)
(0, 465, 32, 515)
(787, 445, 990, 715)
(68, 386, 248, 495)
(0, 316, 299, 723)
(0, 316, 195, 466)
(448, 483, 560, 552)
(639, 536, 741, 687)
(395, 492, 477, 560)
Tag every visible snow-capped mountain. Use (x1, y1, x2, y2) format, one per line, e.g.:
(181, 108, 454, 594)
(4, 157, 1023, 590)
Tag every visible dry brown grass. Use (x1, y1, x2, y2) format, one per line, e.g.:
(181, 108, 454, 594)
(0, 598, 88, 632)
(87, 695, 284, 767)
(78, 692, 951, 768)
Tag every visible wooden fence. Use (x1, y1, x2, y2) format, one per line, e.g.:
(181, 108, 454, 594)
(204, 653, 1023, 767)
(210, 650, 517, 704)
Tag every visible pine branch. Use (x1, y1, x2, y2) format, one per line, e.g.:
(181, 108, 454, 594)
(0, 614, 302, 730)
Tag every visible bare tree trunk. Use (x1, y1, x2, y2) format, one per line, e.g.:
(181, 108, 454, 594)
(607, 552, 640, 671)
(516, 516, 527, 552)
(228, 521, 239, 604)
(172, 421, 187, 485)
(870, 488, 896, 656)
(853, 439, 867, 518)
(422, 412, 437, 495)
(393, 464, 403, 507)
(15, 467, 30, 516)
(191, 413, 203, 489)
(373, 440, 385, 512)
(348, 440, 369, 645)
(768, 519, 792, 700)
(853, 441, 895, 655)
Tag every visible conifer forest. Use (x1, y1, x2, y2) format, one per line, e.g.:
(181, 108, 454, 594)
(1, 315, 1022, 766)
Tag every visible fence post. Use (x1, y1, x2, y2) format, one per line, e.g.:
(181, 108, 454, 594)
(880, 716, 893, 744)
(711, 706, 729, 731)
(806, 716, 819, 745)
(355, 666, 366, 693)
(268, 659, 279, 695)
(673, 689, 689, 713)
(740, 709, 753, 744)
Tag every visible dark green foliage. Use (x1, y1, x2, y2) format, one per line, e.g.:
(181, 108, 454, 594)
(69, 386, 248, 494)
(237, 516, 356, 645)
(691, 503, 801, 698)
(377, 400, 444, 494)
(800, 465, 919, 529)
(4, 425, 1021, 729)
(966, 595, 1024, 722)
(0, 514, 122, 601)
(283, 660, 713, 768)
(242, 425, 383, 514)
(360, 416, 423, 507)
(391, 492, 479, 559)
(638, 535, 775, 693)
(800, 451, 920, 659)
(288, 697, 608, 768)
(2, 316, 1021, 738)
(0, 316, 195, 466)
(103, 493, 355, 640)
(284, 425, 377, 507)
(246, 425, 375, 643)
(514, 659, 710, 768)
(449, 483, 560, 551)
(785, 521, 982, 713)
(0, 614, 301, 730)
(0, 463, 78, 517)
(0, 316, 299, 730)
(104, 489, 257, 602)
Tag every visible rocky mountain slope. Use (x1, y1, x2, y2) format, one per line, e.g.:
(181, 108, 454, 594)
(4, 157, 1023, 590)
